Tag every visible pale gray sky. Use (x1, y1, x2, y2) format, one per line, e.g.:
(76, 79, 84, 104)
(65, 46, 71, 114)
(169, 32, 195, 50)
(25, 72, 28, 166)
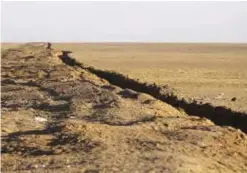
(1, 1, 247, 42)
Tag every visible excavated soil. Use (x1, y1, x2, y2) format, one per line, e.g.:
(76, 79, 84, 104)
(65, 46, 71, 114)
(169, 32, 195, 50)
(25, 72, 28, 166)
(1, 44, 247, 173)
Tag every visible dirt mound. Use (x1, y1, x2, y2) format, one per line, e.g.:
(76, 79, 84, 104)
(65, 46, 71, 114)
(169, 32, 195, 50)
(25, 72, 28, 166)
(1, 44, 247, 173)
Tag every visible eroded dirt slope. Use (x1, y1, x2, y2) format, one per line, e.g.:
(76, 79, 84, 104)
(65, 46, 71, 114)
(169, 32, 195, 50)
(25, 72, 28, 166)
(53, 43, 247, 113)
(1, 44, 247, 173)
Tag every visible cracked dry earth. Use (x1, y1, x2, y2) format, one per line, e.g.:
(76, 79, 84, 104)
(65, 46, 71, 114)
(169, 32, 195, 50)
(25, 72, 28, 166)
(1, 44, 247, 173)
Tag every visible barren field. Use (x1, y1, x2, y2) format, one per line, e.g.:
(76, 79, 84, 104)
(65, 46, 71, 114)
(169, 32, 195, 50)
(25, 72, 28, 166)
(53, 43, 247, 113)
(1, 43, 247, 172)
(1, 43, 24, 50)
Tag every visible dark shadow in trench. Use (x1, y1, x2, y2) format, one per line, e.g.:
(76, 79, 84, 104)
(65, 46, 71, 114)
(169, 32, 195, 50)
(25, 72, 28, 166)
(58, 50, 247, 134)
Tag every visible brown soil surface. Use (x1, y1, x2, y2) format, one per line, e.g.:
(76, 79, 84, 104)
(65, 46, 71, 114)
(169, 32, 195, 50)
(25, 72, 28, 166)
(1, 44, 247, 173)
(53, 43, 247, 113)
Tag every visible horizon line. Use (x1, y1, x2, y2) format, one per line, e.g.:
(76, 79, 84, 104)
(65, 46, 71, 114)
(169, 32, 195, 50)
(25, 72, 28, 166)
(2, 41, 247, 44)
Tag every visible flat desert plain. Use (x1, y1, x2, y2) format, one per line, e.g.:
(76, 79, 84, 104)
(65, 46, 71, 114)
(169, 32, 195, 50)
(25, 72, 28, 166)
(2, 43, 247, 172)
(53, 43, 247, 113)
(1, 43, 24, 50)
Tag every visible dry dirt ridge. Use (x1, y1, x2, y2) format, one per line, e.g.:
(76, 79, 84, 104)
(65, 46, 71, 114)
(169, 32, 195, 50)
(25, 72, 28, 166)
(1, 43, 247, 173)
(69, 55, 247, 134)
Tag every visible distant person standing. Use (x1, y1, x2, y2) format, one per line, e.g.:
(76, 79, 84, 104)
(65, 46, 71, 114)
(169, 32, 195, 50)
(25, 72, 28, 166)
(46, 42, 52, 49)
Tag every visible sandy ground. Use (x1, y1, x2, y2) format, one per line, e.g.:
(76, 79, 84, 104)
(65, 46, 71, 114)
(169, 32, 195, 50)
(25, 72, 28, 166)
(1, 44, 247, 173)
(53, 43, 247, 113)
(1, 43, 24, 50)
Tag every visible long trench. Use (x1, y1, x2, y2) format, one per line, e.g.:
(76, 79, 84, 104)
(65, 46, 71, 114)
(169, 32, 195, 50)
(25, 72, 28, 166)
(58, 50, 247, 133)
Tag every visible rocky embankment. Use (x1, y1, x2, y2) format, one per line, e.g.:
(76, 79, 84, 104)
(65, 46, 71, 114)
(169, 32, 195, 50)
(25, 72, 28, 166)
(1, 44, 247, 173)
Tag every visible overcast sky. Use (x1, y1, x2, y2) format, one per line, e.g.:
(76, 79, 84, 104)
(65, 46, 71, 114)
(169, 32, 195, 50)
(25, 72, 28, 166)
(1, 1, 247, 42)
